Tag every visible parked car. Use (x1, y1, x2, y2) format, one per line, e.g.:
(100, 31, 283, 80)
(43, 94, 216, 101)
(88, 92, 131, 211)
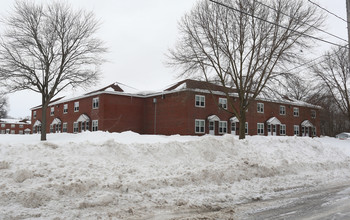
(336, 132, 350, 140)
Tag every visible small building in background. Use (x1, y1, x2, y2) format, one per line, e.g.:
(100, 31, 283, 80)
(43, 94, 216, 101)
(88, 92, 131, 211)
(31, 79, 321, 137)
(0, 118, 31, 134)
(336, 132, 350, 140)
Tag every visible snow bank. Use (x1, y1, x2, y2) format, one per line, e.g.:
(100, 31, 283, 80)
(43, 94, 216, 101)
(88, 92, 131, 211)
(0, 132, 349, 219)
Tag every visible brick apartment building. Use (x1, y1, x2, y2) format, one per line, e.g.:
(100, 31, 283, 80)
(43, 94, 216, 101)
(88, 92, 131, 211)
(0, 118, 31, 134)
(31, 79, 320, 137)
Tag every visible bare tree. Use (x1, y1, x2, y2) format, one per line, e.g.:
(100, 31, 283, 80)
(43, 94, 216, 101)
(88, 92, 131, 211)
(168, 0, 324, 139)
(0, 1, 106, 140)
(313, 47, 350, 123)
(0, 95, 8, 119)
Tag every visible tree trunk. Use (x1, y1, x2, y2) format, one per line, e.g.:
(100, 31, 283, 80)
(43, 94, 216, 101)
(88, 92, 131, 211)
(238, 111, 246, 140)
(40, 103, 48, 141)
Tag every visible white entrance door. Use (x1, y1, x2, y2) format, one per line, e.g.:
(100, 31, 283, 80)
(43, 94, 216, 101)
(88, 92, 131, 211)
(231, 122, 236, 135)
(273, 125, 277, 136)
(267, 124, 272, 136)
(209, 121, 215, 135)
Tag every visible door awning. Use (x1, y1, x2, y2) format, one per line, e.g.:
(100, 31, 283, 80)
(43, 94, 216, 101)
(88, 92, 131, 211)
(266, 117, 281, 125)
(33, 120, 41, 127)
(301, 120, 314, 127)
(24, 128, 31, 132)
(230, 117, 239, 123)
(50, 118, 61, 126)
(76, 114, 90, 123)
(207, 115, 220, 121)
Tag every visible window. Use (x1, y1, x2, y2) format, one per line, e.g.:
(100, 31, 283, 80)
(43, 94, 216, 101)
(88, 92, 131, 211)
(257, 123, 264, 135)
(33, 111, 36, 119)
(64, 104, 68, 114)
(195, 95, 205, 107)
(280, 105, 286, 115)
(86, 122, 90, 131)
(195, 119, 205, 133)
(219, 121, 227, 134)
(56, 123, 61, 133)
(293, 107, 299, 117)
(11, 130, 15, 134)
(73, 122, 79, 133)
(294, 125, 299, 136)
(312, 127, 316, 136)
(50, 107, 54, 116)
(0, 130, 4, 134)
(245, 122, 248, 134)
(92, 97, 99, 109)
(63, 123, 67, 133)
(280, 124, 286, 135)
(50, 124, 54, 133)
(74, 102, 79, 112)
(1, 124, 4, 128)
(218, 98, 227, 109)
(92, 120, 98, 132)
(19, 125, 23, 128)
(19, 130, 24, 134)
(311, 110, 316, 119)
(257, 103, 264, 113)
(11, 124, 15, 128)
(231, 122, 236, 134)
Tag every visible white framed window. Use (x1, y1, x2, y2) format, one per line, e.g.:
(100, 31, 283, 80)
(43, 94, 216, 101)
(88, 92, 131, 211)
(218, 98, 227, 109)
(280, 105, 286, 115)
(11, 124, 15, 128)
(74, 102, 79, 112)
(257, 123, 264, 135)
(257, 103, 264, 113)
(19, 125, 23, 128)
(195, 95, 205, 107)
(50, 107, 54, 116)
(92, 120, 98, 132)
(0, 130, 5, 134)
(312, 127, 316, 136)
(73, 122, 79, 133)
(33, 111, 36, 119)
(294, 125, 299, 136)
(1, 124, 4, 128)
(11, 130, 15, 134)
(293, 107, 299, 117)
(63, 104, 68, 114)
(219, 121, 227, 134)
(245, 122, 248, 134)
(19, 130, 24, 134)
(92, 97, 99, 109)
(62, 123, 67, 133)
(280, 124, 286, 135)
(195, 119, 205, 133)
(311, 110, 316, 119)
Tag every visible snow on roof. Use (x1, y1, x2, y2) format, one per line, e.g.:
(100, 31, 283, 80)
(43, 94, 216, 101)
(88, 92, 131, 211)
(266, 117, 282, 125)
(0, 118, 30, 124)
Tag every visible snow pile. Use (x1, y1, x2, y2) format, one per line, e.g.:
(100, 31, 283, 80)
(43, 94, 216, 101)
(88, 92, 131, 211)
(0, 132, 349, 219)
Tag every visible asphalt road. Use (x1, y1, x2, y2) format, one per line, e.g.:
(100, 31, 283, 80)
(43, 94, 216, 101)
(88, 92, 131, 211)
(233, 183, 350, 220)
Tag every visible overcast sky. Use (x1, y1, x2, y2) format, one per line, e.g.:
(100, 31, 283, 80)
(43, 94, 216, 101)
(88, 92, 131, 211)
(1, 0, 348, 118)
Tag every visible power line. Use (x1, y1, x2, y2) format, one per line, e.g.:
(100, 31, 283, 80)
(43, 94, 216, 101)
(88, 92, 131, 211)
(307, 0, 348, 24)
(208, 0, 349, 49)
(255, 0, 348, 43)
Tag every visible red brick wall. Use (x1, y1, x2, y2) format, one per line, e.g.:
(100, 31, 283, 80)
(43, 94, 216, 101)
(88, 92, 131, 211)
(0, 122, 31, 134)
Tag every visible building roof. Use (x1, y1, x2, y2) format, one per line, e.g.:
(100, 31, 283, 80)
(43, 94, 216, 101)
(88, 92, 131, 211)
(0, 118, 31, 125)
(30, 79, 321, 110)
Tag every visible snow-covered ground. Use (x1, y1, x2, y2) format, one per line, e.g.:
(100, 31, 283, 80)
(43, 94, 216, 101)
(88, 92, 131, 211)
(0, 132, 349, 219)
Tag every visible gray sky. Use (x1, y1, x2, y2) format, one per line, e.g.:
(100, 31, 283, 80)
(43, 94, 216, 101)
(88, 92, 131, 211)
(1, 0, 348, 118)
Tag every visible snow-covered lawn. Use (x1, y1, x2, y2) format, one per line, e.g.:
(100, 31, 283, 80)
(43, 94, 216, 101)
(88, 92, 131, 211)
(0, 132, 349, 219)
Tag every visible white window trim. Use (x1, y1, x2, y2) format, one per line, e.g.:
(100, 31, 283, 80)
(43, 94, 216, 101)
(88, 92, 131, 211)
(63, 104, 68, 114)
(195, 95, 205, 108)
(195, 119, 205, 134)
(219, 121, 227, 134)
(50, 107, 54, 116)
(92, 120, 98, 132)
(73, 122, 79, 133)
(311, 110, 316, 119)
(294, 125, 300, 136)
(74, 102, 79, 112)
(218, 98, 227, 110)
(280, 105, 286, 115)
(92, 97, 99, 109)
(280, 124, 286, 135)
(62, 123, 67, 133)
(33, 111, 37, 119)
(257, 103, 264, 113)
(257, 123, 264, 135)
(293, 107, 299, 117)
